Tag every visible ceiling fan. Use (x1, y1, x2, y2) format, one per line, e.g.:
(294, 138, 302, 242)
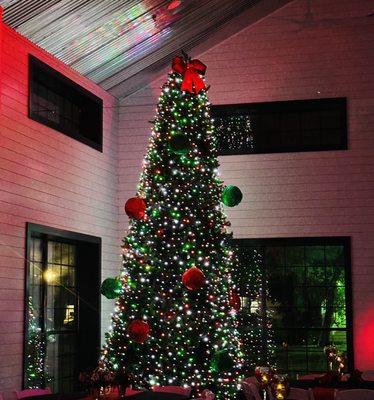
(273, 0, 373, 32)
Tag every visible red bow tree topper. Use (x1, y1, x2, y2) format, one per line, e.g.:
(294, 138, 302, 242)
(172, 56, 207, 94)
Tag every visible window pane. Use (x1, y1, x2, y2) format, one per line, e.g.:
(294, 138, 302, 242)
(213, 98, 347, 155)
(233, 238, 350, 375)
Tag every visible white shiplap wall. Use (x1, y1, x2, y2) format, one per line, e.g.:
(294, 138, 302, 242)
(117, 0, 374, 370)
(0, 23, 121, 395)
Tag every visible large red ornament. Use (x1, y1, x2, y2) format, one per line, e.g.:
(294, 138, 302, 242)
(182, 266, 205, 290)
(128, 320, 150, 343)
(229, 291, 241, 311)
(172, 56, 207, 94)
(125, 197, 146, 219)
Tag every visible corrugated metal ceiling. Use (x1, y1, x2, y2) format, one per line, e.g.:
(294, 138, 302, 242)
(0, 0, 265, 97)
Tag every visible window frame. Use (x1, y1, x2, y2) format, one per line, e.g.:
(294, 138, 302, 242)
(212, 97, 347, 156)
(29, 55, 103, 152)
(232, 236, 354, 373)
(24, 223, 102, 390)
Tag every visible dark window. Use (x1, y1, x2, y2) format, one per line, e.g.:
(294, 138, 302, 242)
(233, 237, 353, 377)
(29, 55, 103, 151)
(212, 98, 347, 155)
(24, 223, 101, 392)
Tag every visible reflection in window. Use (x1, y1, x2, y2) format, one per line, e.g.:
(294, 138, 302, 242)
(26, 237, 78, 392)
(233, 238, 351, 377)
(212, 98, 347, 155)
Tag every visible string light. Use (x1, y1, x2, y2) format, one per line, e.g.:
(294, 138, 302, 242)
(101, 70, 244, 398)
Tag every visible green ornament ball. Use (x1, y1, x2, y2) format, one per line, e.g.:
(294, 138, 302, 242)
(101, 277, 122, 299)
(221, 185, 243, 207)
(211, 349, 234, 373)
(168, 134, 190, 155)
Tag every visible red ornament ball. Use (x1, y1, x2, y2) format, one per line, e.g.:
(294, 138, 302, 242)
(128, 320, 150, 344)
(182, 266, 205, 290)
(229, 291, 241, 311)
(125, 197, 146, 220)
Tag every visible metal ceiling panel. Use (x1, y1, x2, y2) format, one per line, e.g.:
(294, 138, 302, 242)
(0, 0, 265, 97)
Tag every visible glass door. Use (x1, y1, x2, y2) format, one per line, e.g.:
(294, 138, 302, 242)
(26, 237, 78, 392)
(45, 241, 78, 392)
(25, 224, 101, 393)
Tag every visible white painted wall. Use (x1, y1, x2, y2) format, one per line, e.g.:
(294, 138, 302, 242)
(0, 21, 121, 395)
(117, 0, 374, 371)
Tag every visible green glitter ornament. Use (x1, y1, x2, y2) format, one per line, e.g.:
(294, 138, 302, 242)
(101, 277, 122, 299)
(168, 134, 190, 155)
(210, 349, 234, 373)
(221, 185, 243, 207)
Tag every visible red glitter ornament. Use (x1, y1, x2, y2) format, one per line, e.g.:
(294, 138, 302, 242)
(128, 320, 150, 343)
(229, 291, 241, 311)
(125, 197, 146, 220)
(182, 266, 205, 290)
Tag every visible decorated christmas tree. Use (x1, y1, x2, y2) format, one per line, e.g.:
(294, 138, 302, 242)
(101, 54, 245, 398)
(25, 296, 47, 388)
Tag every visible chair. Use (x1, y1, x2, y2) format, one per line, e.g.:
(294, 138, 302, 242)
(241, 382, 262, 400)
(336, 389, 374, 400)
(152, 386, 191, 397)
(0, 393, 4, 400)
(14, 389, 51, 400)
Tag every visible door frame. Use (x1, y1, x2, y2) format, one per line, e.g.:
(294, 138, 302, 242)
(24, 222, 102, 389)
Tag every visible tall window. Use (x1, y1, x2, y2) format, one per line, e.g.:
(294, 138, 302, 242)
(25, 224, 101, 392)
(212, 98, 347, 155)
(29, 55, 103, 151)
(233, 237, 353, 377)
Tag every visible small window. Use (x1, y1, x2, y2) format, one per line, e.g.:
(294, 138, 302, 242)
(233, 237, 353, 377)
(212, 98, 347, 155)
(29, 55, 103, 151)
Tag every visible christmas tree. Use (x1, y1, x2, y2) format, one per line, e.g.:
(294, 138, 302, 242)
(233, 248, 275, 371)
(101, 55, 245, 398)
(25, 296, 47, 388)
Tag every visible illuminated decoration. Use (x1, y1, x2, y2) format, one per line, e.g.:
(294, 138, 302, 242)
(172, 56, 207, 94)
(43, 268, 57, 283)
(63, 305, 75, 325)
(228, 290, 241, 312)
(101, 277, 123, 299)
(221, 185, 243, 207)
(214, 115, 253, 154)
(128, 320, 151, 344)
(167, 0, 182, 10)
(270, 374, 290, 400)
(255, 366, 274, 389)
(233, 248, 276, 370)
(324, 345, 346, 373)
(25, 297, 47, 388)
(125, 197, 147, 220)
(182, 266, 205, 290)
(100, 55, 244, 399)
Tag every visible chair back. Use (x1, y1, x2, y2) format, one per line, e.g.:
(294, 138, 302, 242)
(241, 382, 262, 400)
(336, 389, 374, 400)
(287, 388, 311, 400)
(14, 389, 51, 400)
(152, 386, 191, 397)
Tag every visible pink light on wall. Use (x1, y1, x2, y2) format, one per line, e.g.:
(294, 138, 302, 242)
(355, 308, 374, 369)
